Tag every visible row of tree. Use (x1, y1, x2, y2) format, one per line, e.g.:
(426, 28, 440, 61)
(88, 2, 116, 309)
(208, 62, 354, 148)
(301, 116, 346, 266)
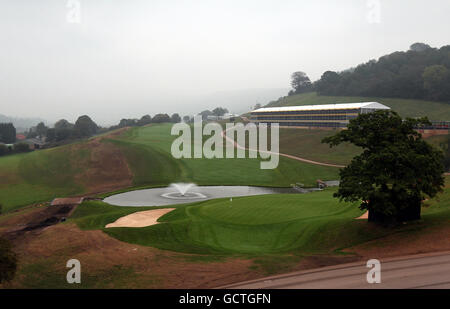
(5, 106, 230, 148)
(28, 112, 187, 144)
(110, 113, 182, 130)
(26, 115, 99, 143)
(0, 123, 16, 144)
(289, 43, 450, 103)
(198, 107, 229, 120)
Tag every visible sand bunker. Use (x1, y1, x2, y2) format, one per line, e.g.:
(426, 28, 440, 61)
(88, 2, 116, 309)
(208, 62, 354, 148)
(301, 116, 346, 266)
(105, 208, 175, 228)
(356, 211, 368, 220)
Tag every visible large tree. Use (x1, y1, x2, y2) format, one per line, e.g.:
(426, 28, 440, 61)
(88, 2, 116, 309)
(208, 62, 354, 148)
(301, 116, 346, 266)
(171, 113, 181, 123)
(315, 71, 341, 95)
(212, 107, 229, 117)
(290, 71, 312, 95)
(0, 123, 16, 144)
(138, 115, 152, 126)
(119, 118, 138, 127)
(152, 113, 171, 123)
(54, 119, 73, 130)
(422, 65, 450, 101)
(199, 110, 213, 121)
(322, 110, 445, 224)
(443, 135, 450, 172)
(410, 42, 432, 52)
(0, 236, 17, 284)
(36, 122, 48, 137)
(74, 115, 98, 137)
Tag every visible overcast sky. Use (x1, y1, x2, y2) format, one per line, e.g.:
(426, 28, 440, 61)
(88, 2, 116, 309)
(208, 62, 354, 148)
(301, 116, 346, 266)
(1, 0, 449, 125)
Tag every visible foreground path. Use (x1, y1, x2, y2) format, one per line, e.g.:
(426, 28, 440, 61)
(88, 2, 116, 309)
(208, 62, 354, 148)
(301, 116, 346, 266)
(221, 251, 450, 289)
(221, 128, 345, 168)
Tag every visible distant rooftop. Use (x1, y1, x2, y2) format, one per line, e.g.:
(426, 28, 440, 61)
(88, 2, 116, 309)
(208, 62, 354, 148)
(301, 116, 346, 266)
(252, 102, 391, 113)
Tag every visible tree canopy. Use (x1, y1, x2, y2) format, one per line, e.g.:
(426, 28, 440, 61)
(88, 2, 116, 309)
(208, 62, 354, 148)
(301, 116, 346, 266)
(322, 110, 445, 224)
(171, 113, 181, 123)
(314, 43, 450, 102)
(0, 123, 16, 144)
(290, 71, 312, 95)
(152, 113, 171, 123)
(212, 107, 229, 117)
(138, 115, 152, 126)
(36, 122, 48, 137)
(199, 110, 213, 120)
(0, 237, 17, 284)
(74, 115, 98, 137)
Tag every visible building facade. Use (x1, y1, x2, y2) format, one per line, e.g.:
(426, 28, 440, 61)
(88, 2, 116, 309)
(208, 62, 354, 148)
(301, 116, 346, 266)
(250, 102, 391, 129)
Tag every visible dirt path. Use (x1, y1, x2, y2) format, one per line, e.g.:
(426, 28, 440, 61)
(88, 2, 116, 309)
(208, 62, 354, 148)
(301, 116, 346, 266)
(221, 127, 345, 168)
(106, 208, 175, 228)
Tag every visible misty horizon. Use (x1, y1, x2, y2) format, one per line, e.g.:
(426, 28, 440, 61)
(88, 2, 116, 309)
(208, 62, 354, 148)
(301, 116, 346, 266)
(1, 0, 449, 126)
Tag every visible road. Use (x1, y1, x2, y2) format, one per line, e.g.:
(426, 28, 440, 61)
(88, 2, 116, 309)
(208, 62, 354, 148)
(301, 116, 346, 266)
(222, 251, 450, 289)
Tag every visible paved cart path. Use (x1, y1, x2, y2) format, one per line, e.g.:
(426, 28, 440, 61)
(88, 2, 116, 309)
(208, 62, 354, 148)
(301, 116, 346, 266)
(220, 251, 450, 289)
(221, 128, 345, 168)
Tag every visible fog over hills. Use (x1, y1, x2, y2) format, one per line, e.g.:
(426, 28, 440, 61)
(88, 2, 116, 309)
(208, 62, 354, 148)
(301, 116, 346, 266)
(187, 88, 289, 115)
(1, 87, 289, 128)
(0, 114, 47, 132)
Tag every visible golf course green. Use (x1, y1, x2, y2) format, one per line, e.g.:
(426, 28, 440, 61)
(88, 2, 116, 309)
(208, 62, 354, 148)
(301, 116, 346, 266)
(72, 189, 365, 254)
(71, 175, 450, 256)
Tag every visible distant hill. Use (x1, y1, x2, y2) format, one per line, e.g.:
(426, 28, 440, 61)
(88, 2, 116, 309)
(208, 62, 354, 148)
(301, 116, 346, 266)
(0, 114, 47, 132)
(314, 43, 450, 103)
(265, 92, 450, 121)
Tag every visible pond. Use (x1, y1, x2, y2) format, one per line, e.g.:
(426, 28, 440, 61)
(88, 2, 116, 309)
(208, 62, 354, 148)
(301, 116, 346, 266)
(103, 185, 303, 207)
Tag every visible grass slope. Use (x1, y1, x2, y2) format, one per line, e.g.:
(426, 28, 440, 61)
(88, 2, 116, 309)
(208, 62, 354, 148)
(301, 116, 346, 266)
(0, 144, 88, 212)
(279, 128, 360, 165)
(1, 120, 445, 212)
(109, 124, 340, 187)
(0, 124, 341, 212)
(267, 92, 450, 121)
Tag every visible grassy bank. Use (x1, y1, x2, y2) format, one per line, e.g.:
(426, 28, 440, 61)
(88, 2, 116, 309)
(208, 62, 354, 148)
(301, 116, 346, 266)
(0, 144, 88, 212)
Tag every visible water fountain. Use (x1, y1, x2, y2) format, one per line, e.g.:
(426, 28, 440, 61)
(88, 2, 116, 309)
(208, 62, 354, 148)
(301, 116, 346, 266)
(104, 183, 300, 207)
(161, 183, 207, 200)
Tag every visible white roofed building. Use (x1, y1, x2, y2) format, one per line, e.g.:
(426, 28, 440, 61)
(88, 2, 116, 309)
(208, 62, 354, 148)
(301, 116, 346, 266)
(250, 102, 390, 129)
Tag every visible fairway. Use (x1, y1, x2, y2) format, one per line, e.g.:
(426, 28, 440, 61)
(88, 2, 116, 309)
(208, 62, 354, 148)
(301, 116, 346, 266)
(0, 124, 341, 212)
(109, 124, 340, 187)
(1, 121, 445, 213)
(1, 121, 444, 213)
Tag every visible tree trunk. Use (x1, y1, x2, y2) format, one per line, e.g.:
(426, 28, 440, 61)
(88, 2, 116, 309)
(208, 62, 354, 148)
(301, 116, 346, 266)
(397, 199, 421, 222)
(367, 198, 421, 224)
